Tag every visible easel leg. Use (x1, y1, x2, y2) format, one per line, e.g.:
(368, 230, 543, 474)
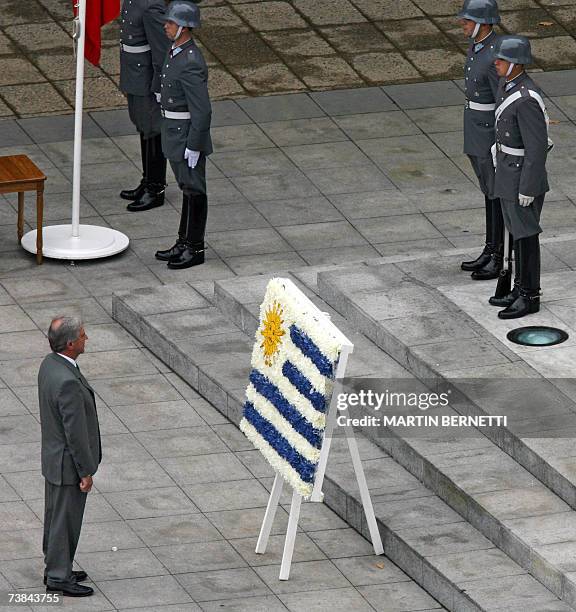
(346, 427, 384, 555)
(279, 490, 302, 581)
(255, 473, 283, 554)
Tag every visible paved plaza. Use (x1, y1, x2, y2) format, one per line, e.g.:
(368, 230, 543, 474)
(4, 0, 576, 115)
(1, 75, 576, 609)
(2, 2, 576, 602)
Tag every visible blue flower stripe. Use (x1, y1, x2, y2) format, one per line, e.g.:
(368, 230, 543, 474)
(243, 402, 316, 483)
(289, 324, 334, 378)
(282, 361, 327, 413)
(249, 369, 323, 447)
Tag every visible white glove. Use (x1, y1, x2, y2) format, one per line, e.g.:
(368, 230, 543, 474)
(491, 143, 497, 168)
(184, 148, 200, 169)
(518, 193, 534, 207)
(154, 92, 161, 103)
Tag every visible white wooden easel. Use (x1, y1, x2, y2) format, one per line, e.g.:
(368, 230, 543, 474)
(254, 333, 384, 580)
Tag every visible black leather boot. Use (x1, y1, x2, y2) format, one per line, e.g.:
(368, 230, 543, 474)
(461, 244, 492, 271)
(497, 288, 540, 319)
(120, 133, 147, 201)
(167, 241, 205, 269)
(498, 235, 541, 319)
(155, 238, 186, 261)
(471, 250, 502, 280)
(471, 197, 504, 280)
(461, 195, 494, 271)
(127, 134, 167, 212)
(156, 197, 189, 261)
(127, 183, 165, 211)
(167, 193, 207, 269)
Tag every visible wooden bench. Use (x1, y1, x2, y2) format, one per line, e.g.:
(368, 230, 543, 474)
(0, 155, 47, 264)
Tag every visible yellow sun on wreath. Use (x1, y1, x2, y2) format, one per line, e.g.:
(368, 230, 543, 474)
(260, 301, 285, 367)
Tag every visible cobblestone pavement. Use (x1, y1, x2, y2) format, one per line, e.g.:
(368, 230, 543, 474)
(3, 0, 576, 116)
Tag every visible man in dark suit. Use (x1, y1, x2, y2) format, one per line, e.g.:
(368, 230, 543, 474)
(39, 317, 102, 597)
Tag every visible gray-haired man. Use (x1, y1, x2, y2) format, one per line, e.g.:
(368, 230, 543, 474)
(39, 318, 101, 597)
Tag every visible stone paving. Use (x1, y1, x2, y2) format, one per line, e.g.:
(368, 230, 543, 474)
(110, 265, 576, 611)
(4, 0, 576, 116)
(4, 74, 576, 276)
(1, 77, 576, 610)
(0, 327, 445, 611)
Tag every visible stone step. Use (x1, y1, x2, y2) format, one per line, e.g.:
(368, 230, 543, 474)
(111, 280, 568, 611)
(316, 261, 576, 607)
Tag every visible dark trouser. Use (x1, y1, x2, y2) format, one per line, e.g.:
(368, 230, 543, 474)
(127, 93, 166, 189)
(170, 156, 208, 245)
(468, 155, 503, 252)
(515, 234, 541, 294)
(43, 480, 87, 587)
(127, 93, 161, 138)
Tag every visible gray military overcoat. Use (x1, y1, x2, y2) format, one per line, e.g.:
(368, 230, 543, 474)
(463, 30, 500, 158)
(160, 38, 213, 166)
(38, 354, 102, 486)
(119, 0, 169, 97)
(493, 73, 549, 201)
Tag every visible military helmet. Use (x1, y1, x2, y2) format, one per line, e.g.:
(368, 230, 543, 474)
(165, 1, 201, 28)
(493, 35, 532, 64)
(458, 0, 500, 24)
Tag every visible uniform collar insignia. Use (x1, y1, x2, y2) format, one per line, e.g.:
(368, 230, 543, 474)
(171, 37, 194, 57)
(504, 71, 527, 92)
(473, 29, 494, 53)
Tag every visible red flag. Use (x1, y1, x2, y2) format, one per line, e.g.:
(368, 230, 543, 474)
(73, 0, 120, 66)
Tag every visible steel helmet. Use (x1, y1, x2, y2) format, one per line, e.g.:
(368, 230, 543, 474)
(458, 0, 500, 24)
(164, 1, 201, 28)
(493, 35, 532, 65)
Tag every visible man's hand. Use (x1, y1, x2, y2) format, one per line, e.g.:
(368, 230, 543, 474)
(491, 143, 497, 168)
(79, 475, 93, 493)
(519, 193, 534, 207)
(184, 148, 200, 169)
(154, 92, 161, 104)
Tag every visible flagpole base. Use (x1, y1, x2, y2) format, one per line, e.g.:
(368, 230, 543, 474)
(21, 225, 130, 260)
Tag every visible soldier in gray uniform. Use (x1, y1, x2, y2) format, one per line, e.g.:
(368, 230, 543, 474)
(458, 0, 504, 281)
(154, 0, 212, 269)
(119, 0, 171, 212)
(491, 36, 549, 318)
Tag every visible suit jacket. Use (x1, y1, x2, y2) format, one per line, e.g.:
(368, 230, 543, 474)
(463, 30, 500, 157)
(160, 38, 213, 160)
(119, 0, 170, 96)
(38, 353, 102, 486)
(493, 72, 549, 201)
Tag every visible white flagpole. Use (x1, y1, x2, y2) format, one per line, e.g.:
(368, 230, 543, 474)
(21, 0, 129, 261)
(72, 0, 86, 238)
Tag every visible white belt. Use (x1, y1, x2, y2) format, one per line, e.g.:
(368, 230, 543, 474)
(121, 43, 151, 53)
(466, 101, 496, 111)
(497, 143, 525, 156)
(162, 110, 191, 120)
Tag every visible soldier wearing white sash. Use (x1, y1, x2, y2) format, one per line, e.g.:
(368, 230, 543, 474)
(458, 0, 504, 281)
(491, 36, 549, 319)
